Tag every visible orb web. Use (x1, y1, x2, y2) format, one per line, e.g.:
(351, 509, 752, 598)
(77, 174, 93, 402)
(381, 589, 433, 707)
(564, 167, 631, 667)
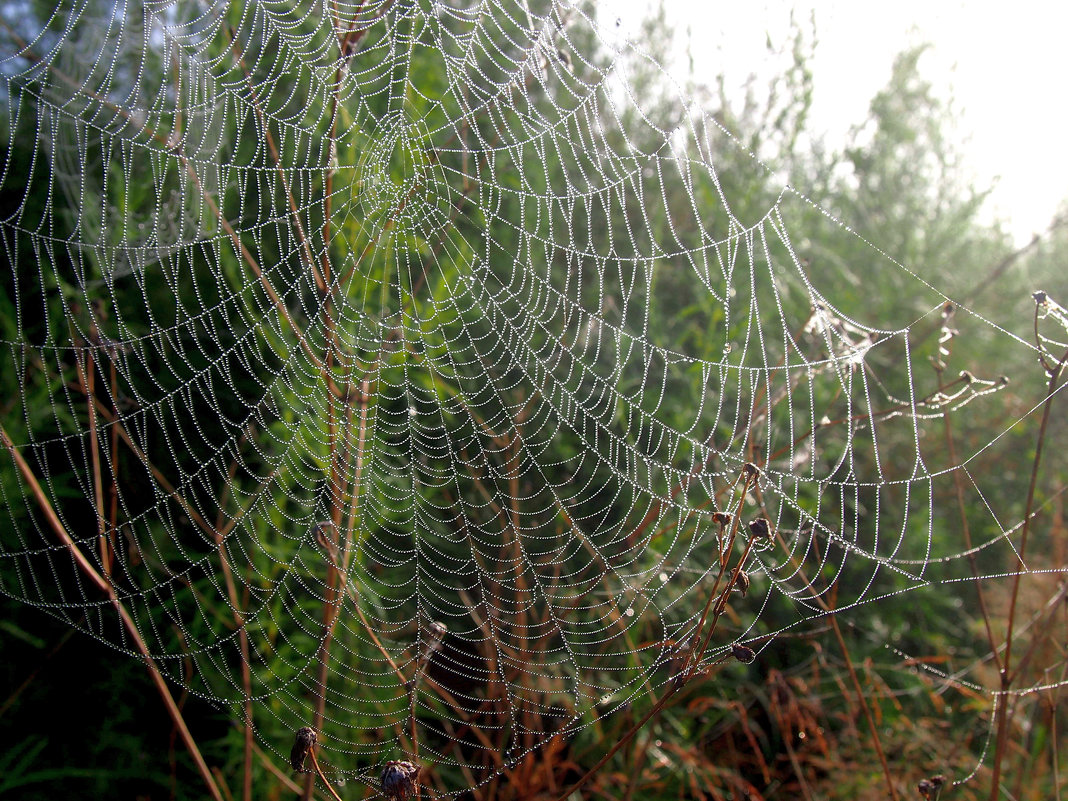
(1, 0, 1065, 796)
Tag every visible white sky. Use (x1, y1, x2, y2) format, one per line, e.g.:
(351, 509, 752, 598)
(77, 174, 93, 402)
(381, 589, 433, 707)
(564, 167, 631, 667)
(608, 0, 1068, 245)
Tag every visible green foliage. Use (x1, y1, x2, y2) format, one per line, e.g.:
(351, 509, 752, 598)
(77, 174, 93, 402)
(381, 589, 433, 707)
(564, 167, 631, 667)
(2, 2, 1066, 800)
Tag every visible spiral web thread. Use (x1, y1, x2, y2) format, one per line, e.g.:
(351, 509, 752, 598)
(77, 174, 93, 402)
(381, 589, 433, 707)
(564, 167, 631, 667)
(1, 0, 1066, 795)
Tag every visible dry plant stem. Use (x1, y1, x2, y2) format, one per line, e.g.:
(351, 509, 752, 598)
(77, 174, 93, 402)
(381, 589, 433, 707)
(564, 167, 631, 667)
(747, 351, 905, 801)
(72, 382, 274, 546)
(212, 766, 237, 801)
(0, 424, 225, 801)
(779, 726, 816, 801)
(69, 352, 259, 801)
(1050, 691, 1063, 801)
(828, 615, 900, 801)
(302, 528, 343, 801)
(84, 361, 257, 801)
(988, 344, 1068, 800)
(620, 734, 652, 801)
(77, 348, 111, 575)
(3, 20, 326, 371)
(304, 379, 380, 801)
(753, 471, 901, 797)
(225, 27, 324, 294)
(689, 470, 755, 659)
(302, 347, 342, 801)
(107, 359, 120, 543)
(553, 681, 684, 801)
(309, 748, 346, 801)
(936, 363, 1002, 672)
(555, 467, 759, 801)
(212, 433, 256, 801)
(962, 214, 1066, 307)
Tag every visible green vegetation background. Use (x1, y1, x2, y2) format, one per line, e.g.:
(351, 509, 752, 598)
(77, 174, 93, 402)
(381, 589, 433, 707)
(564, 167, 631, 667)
(1, 2, 1066, 799)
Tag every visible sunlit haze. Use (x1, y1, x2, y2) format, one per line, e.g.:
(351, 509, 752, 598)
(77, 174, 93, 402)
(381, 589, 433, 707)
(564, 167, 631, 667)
(608, 0, 1068, 245)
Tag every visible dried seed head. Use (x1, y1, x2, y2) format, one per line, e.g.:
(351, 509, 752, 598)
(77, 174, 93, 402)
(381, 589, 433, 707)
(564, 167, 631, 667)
(732, 570, 750, 597)
(712, 512, 731, 529)
(747, 518, 772, 541)
(917, 775, 947, 800)
(731, 643, 756, 664)
(742, 462, 761, 480)
(1034, 290, 1048, 305)
(380, 760, 420, 800)
(290, 727, 316, 773)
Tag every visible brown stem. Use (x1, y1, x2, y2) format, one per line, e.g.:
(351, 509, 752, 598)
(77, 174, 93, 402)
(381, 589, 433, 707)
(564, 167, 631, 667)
(936, 361, 1002, 673)
(107, 360, 121, 567)
(828, 616, 900, 801)
(74, 344, 111, 575)
(224, 26, 324, 294)
(302, 538, 343, 801)
(552, 681, 684, 801)
(252, 739, 304, 794)
(1, 424, 225, 801)
(988, 344, 1068, 799)
(211, 433, 255, 801)
(2, 19, 325, 371)
(553, 467, 764, 801)
(309, 748, 346, 801)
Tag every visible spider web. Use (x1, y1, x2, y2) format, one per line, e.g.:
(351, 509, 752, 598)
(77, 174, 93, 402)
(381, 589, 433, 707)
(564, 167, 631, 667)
(1, 0, 1064, 796)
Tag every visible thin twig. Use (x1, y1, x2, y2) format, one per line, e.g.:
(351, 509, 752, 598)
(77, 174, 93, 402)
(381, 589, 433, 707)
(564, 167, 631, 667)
(309, 748, 346, 801)
(0, 424, 225, 801)
(988, 343, 1068, 800)
(828, 615, 900, 801)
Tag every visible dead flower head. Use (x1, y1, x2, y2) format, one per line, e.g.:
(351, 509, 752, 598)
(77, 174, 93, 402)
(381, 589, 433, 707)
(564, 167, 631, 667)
(747, 517, 772, 542)
(731, 643, 756, 664)
(381, 760, 420, 800)
(290, 726, 317, 773)
(732, 570, 750, 597)
(917, 775, 946, 800)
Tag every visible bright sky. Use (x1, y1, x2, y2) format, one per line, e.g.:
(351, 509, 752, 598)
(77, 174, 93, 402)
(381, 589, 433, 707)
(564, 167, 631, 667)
(608, 0, 1068, 245)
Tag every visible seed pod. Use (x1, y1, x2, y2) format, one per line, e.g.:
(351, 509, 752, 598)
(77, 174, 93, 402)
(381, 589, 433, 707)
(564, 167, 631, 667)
(732, 570, 750, 597)
(290, 726, 316, 773)
(742, 462, 761, 480)
(1033, 290, 1048, 305)
(712, 512, 731, 529)
(381, 760, 420, 800)
(917, 775, 947, 800)
(747, 517, 772, 542)
(731, 643, 756, 664)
